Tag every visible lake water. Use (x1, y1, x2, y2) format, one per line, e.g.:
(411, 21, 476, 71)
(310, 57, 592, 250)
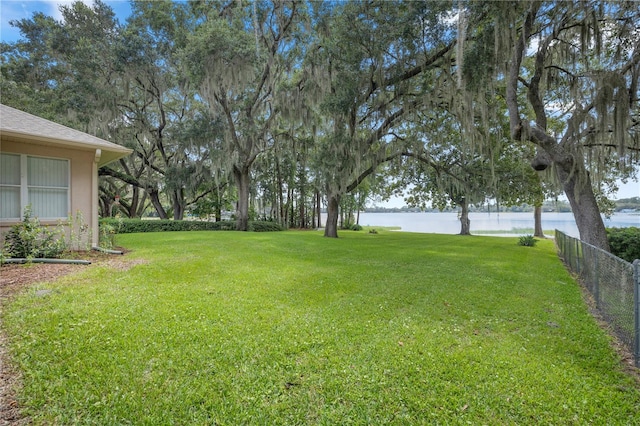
(339, 212, 640, 237)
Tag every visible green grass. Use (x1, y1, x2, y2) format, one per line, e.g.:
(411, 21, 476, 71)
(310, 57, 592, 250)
(3, 230, 639, 424)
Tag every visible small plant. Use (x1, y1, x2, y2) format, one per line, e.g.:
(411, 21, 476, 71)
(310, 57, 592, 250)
(351, 223, 363, 231)
(518, 234, 537, 247)
(369, 228, 378, 234)
(99, 222, 117, 249)
(3, 206, 67, 259)
(99, 214, 124, 249)
(63, 210, 92, 251)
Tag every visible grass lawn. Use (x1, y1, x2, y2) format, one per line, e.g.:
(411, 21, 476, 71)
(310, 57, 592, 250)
(3, 230, 639, 424)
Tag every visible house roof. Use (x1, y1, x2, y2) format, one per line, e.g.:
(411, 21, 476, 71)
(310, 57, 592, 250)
(0, 104, 132, 167)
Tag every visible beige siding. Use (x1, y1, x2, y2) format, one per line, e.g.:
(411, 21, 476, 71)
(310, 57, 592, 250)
(0, 139, 98, 249)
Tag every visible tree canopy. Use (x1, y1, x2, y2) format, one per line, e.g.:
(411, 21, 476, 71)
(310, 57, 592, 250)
(1, 0, 637, 247)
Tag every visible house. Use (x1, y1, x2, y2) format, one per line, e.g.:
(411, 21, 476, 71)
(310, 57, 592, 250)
(0, 104, 132, 249)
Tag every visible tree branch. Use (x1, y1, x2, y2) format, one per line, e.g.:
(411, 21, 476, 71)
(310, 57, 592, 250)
(506, 2, 540, 140)
(363, 40, 455, 102)
(99, 166, 143, 188)
(346, 151, 403, 193)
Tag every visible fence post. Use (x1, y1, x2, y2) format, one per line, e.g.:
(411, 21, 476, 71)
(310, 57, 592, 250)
(634, 259, 639, 368)
(593, 249, 600, 308)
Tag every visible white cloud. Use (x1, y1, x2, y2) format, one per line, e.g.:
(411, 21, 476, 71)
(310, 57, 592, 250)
(46, 0, 93, 21)
(2, 0, 131, 43)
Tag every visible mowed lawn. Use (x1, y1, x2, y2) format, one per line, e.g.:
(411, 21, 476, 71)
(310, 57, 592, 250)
(3, 230, 639, 425)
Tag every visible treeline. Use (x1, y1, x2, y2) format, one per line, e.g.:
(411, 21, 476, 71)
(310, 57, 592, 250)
(1, 1, 638, 244)
(367, 197, 640, 214)
(615, 197, 640, 212)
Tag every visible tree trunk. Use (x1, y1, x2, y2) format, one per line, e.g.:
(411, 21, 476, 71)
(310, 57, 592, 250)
(300, 188, 306, 229)
(277, 160, 284, 225)
(316, 191, 322, 228)
(233, 165, 250, 231)
(324, 193, 340, 238)
(459, 198, 471, 235)
(148, 188, 168, 219)
(292, 190, 296, 227)
(311, 191, 317, 228)
(299, 161, 307, 228)
(502, 2, 611, 252)
(557, 166, 610, 251)
(533, 204, 544, 238)
(99, 196, 110, 218)
(171, 189, 185, 220)
(136, 192, 148, 218)
(128, 186, 139, 218)
(288, 188, 295, 228)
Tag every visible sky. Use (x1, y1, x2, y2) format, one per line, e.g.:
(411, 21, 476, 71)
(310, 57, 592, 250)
(1, 0, 131, 42)
(1, 0, 638, 202)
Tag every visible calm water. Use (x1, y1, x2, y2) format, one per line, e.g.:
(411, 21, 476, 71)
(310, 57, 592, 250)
(346, 212, 640, 237)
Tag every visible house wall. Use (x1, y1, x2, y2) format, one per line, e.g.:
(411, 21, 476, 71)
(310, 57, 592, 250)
(0, 139, 98, 250)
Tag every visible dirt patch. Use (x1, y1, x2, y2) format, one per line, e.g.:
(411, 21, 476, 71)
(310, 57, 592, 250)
(0, 249, 146, 425)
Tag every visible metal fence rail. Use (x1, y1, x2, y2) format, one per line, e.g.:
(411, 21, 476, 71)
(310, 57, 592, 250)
(555, 230, 639, 367)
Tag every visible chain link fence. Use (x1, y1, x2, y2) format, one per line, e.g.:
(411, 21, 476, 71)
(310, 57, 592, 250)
(555, 230, 640, 367)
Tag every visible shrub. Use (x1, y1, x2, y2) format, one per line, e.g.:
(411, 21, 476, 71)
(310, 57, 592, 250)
(351, 224, 363, 231)
(3, 206, 66, 259)
(606, 227, 640, 263)
(99, 217, 123, 249)
(99, 218, 284, 234)
(249, 221, 286, 232)
(518, 234, 537, 247)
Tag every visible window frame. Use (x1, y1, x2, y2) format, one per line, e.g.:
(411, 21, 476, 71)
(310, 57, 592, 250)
(0, 152, 70, 221)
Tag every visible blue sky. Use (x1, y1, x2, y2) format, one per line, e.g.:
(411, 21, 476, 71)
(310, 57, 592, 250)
(0, 1, 638, 200)
(1, 0, 131, 43)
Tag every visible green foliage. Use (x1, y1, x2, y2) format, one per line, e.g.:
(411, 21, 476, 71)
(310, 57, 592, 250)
(248, 221, 285, 232)
(190, 195, 232, 221)
(3, 1, 637, 244)
(350, 223, 363, 231)
(518, 234, 538, 247)
(606, 227, 640, 262)
(98, 216, 124, 249)
(2, 206, 66, 259)
(99, 218, 284, 234)
(4, 232, 639, 424)
(64, 210, 92, 251)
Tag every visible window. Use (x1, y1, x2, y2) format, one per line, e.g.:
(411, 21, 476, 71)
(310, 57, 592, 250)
(0, 153, 69, 220)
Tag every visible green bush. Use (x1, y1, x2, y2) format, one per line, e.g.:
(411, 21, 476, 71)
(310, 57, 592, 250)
(350, 224, 363, 231)
(248, 221, 286, 232)
(99, 218, 284, 234)
(518, 234, 537, 247)
(99, 217, 123, 249)
(606, 227, 640, 263)
(3, 206, 66, 259)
